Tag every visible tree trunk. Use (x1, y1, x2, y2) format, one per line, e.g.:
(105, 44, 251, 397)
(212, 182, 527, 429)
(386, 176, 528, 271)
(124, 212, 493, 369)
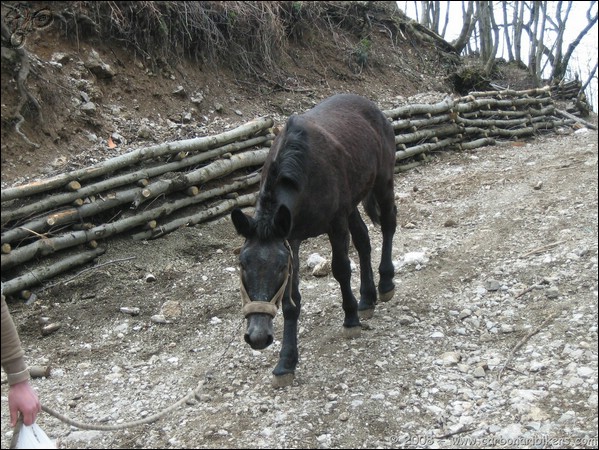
(551, 7, 598, 81)
(452, 1, 476, 54)
(502, 2, 514, 62)
(513, 1, 525, 64)
(483, 1, 500, 75)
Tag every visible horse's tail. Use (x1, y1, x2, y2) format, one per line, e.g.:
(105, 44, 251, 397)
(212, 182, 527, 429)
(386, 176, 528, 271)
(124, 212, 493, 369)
(362, 191, 381, 226)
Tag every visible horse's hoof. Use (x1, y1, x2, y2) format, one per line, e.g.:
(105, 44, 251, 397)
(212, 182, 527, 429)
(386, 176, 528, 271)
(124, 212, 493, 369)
(272, 373, 295, 388)
(358, 308, 375, 320)
(379, 287, 395, 302)
(342, 326, 361, 339)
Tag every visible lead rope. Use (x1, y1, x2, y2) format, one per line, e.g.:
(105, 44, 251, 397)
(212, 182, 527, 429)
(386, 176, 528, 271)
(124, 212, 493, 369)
(39, 319, 245, 431)
(40, 242, 295, 431)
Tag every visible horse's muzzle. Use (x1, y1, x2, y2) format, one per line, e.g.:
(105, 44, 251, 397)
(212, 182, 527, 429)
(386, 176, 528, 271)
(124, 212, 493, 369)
(244, 314, 274, 349)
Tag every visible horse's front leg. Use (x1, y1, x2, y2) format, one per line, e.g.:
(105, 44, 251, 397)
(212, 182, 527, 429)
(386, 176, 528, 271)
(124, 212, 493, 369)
(272, 240, 301, 388)
(328, 227, 362, 339)
(348, 208, 377, 319)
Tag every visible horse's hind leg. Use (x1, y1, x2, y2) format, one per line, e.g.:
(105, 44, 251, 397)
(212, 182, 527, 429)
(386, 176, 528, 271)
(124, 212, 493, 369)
(348, 208, 377, 319)
(328, 223, 361, 339)
(376, 182, 397, 301)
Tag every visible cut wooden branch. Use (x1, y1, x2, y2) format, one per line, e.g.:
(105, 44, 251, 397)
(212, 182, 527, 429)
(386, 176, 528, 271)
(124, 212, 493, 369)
(461, 105, 555, 119)
(65, 181, 81, 192)
(392, 114, 453, 131)
(459, 138, 496, 150)
(466, 86, 551, 98)
(395, 137, 462, 161)
(1, 173, 262, 270)
(456, 116, 531, 128)
(2, 159, 263, 247)
(520, 240, 566, 258)
(132, 192, 259, 240)
(133, 148, 268, 207)
(2, 134, 272, 224)
(455, 96, 553, 113)
(2, 247, 106, 296)
(555, 109, 598, 130)
(383, 97, 455, 119)
(2, 186, 139, 246)
(497, 312, 558, 382)
(395, 124, 463, 145)
(1, 117, 273, 203)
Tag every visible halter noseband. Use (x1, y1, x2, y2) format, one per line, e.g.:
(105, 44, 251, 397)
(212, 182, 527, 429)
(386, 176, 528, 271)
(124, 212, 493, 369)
(239, 240, 295, 318)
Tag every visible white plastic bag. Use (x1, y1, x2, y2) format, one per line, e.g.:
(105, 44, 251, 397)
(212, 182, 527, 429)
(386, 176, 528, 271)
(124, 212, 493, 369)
(11, 420, 56, 449)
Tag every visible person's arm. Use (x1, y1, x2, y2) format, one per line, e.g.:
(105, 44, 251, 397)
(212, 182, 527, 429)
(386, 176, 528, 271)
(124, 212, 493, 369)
(1, 295, 41, 426)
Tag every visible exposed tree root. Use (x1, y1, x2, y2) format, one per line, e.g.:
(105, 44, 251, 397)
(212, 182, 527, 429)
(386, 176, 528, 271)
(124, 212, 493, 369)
(1, 21, 43, 148)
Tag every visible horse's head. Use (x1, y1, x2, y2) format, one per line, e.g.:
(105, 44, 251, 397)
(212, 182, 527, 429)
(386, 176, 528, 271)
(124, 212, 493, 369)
(231, 206, 292, 350)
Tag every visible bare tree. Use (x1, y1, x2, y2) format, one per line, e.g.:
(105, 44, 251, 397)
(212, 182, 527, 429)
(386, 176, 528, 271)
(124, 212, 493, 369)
(502, 2, 514, 62)
(400, 1, 597, 106)
(528, 1, 548, 86)
(550, 1, 598, 81)
(512, 1, 527, 64)
(452, 0, 477, 54)
(484, 1, 501, 75)
(419, 0, 442, 33)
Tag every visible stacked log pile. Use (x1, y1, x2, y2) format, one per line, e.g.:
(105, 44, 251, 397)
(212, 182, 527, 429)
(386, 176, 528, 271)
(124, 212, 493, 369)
(385, 85, 585, 172)
(550, 78, 582, 100)
(1, 117, 274, 296)
(0, 86, 591, 297)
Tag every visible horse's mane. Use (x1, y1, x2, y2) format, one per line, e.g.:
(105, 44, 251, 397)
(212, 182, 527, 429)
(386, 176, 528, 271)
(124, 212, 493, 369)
(255, 115, 308, 239)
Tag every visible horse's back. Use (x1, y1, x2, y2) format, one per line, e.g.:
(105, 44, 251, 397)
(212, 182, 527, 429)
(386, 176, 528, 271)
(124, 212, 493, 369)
(304, 94, 394, 145)
(296, 94, 395, 178)
(260, 94, 395, 238)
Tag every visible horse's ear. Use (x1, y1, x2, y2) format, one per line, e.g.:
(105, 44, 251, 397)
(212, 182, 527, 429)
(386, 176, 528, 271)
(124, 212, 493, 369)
(273, 204, 292, 238)
(231, 208, 253, 238)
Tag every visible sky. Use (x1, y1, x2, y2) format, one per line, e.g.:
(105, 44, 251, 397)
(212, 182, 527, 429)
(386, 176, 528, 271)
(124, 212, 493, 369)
(397, 1, 598, 110)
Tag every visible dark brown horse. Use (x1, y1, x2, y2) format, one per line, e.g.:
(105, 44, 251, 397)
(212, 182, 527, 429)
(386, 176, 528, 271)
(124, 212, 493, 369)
(231, 94, 397, 387)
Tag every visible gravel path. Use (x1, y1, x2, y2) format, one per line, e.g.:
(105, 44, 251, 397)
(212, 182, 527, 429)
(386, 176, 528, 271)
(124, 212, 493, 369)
(2, 127, 597, 449)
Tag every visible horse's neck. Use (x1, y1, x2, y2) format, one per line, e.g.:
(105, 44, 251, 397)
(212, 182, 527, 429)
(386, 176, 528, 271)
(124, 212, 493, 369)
(257, 182, 300, 221)
(277, 183, 299, 213)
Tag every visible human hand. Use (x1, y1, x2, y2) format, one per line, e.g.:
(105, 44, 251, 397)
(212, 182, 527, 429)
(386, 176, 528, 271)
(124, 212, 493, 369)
(8, 380, 41, 426)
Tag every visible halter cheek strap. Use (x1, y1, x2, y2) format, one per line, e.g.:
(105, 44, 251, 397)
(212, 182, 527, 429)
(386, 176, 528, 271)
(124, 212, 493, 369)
(239, 241, 295, 318)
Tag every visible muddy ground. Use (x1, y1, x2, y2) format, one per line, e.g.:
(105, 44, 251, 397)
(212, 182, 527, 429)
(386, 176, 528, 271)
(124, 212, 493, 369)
(1, 123, 597, 449)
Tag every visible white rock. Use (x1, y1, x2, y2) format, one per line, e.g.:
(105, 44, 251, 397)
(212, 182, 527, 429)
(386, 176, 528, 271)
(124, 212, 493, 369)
(558, 410, 576, 422)
(577, 366, 594, 378)
(307, 253, 326, 268)
(498, 423, 522, 440)
(425, 404, 444, 415)
(588, 393, 598, 408)
(401, 251, 429, 266)
(439, 351, 461, 365)
(473, 366, 486, 378)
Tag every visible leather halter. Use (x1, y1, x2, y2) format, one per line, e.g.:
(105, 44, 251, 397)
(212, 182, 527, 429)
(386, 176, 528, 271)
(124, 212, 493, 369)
(239, 241, 295, 318)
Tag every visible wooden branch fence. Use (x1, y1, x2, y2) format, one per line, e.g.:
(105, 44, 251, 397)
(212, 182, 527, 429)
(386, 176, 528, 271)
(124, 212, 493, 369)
(0, 85, 590, 297)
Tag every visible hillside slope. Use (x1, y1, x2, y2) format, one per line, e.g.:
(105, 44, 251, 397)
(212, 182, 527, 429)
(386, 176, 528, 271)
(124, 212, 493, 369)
(1, 1, 463, 184)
